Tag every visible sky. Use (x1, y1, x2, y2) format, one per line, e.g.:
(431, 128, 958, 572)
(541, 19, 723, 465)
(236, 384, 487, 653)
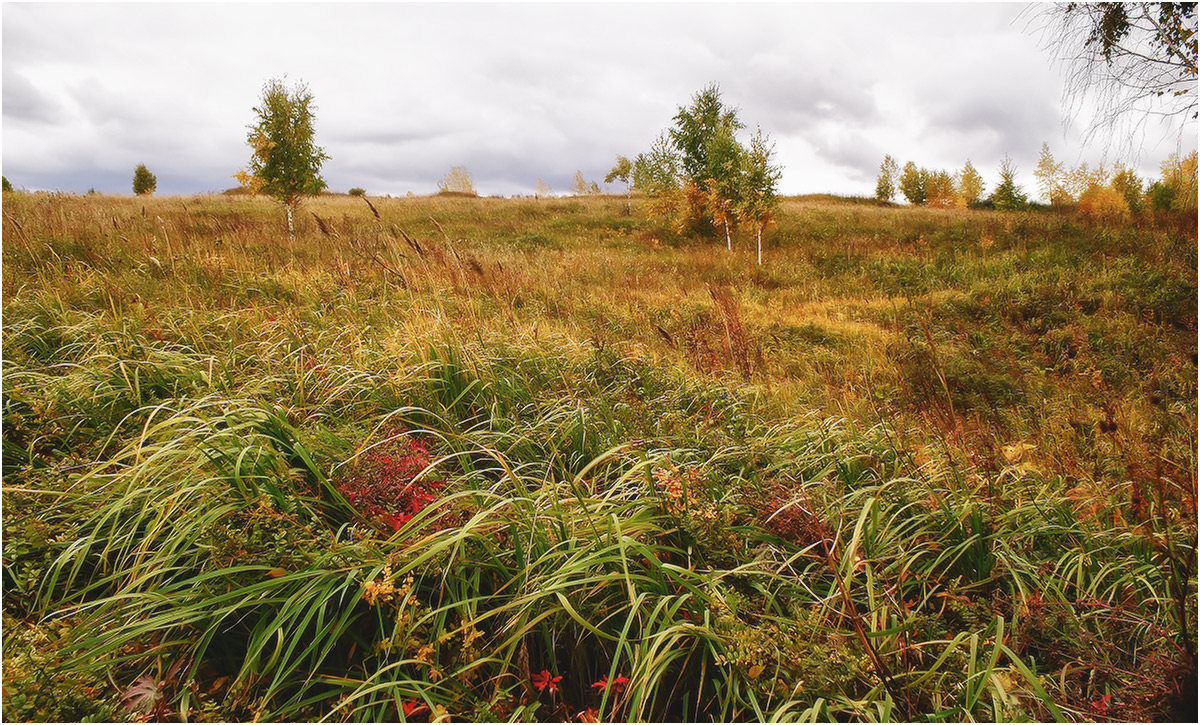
(2, 1, 1197, 199)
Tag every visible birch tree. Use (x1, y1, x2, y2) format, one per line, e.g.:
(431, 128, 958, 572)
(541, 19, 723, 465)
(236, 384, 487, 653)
(738, 128, 782, 266)
(235, 78, 329, 237)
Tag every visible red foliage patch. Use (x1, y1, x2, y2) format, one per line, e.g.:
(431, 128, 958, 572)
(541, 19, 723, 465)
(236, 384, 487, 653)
(334, 432, 446, 532)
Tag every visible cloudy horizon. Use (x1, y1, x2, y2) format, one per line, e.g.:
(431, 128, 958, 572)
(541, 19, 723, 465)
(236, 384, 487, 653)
(3, 2, 1196, 200)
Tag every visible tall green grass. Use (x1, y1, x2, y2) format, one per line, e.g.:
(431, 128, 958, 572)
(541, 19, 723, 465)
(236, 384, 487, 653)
(3, 191, 1194, 721)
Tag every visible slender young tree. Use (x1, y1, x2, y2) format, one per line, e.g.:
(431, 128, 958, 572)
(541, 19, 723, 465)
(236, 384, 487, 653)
(235, 78, 329, 237)
(668, 83, 744, 233)
(706, 125, 744, 250)
(990, 156, 1029, 210)
(1034, 142, 1071, 205)
(899, 161, 928, 205)
(738, 128, 782, 266)
(571, 170, 600, 196)
(605, 155, 634, 213)
(633, 133, 685, 228)
(957, 160, 985, 206)
(925, 170, 956, 207)
(1109, 163, 1146, 214)
(875, 155, 899, 202)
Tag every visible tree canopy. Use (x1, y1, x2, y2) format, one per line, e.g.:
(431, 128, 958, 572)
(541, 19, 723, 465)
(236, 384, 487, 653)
(236, 78, 329, 233)
(132, 164, 157, 196)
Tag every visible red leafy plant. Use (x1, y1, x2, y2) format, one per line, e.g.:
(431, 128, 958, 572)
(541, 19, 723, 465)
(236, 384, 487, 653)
(334, 430, 446, 532)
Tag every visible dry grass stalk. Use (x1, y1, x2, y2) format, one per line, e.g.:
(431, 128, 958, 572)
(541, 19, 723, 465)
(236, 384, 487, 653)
(707, 283, 760, 375)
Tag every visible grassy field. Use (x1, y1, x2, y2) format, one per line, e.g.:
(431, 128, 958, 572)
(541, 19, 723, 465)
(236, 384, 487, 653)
(2, 190, 1196, 722)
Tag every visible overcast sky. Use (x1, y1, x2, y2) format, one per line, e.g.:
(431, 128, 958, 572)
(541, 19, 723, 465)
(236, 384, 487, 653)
(3, 1, 1196, 198)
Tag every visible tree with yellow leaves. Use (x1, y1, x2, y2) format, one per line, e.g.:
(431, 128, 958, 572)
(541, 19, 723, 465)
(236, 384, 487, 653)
(1034, 143, 1072, 206)
(957, 160, 985, 206)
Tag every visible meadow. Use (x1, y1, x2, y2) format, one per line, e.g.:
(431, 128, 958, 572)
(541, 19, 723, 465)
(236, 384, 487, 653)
(2, 190, 1196, 722)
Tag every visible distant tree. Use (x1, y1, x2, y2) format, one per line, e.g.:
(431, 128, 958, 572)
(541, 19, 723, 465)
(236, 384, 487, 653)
(2, 176, 12, 192)
(1154, 150, 1199, 210)
(235, 77, 329, 236)
(1109, 164, 1145, 213)
(738, 128, 782, 266)
(1075, 163, 1131, 222)
(1079, 181, 1131, 222)
(1147, 178, 1178, 211)
(899, 161, 928, 205)
(875, 155, 899, 202)
(534, 178, 553, 198)
(348, 187, 366, 196)
(925, 169, 956, 208)
(1063, 162, 1094, 202)
(438, 166, 477, 195)
(633, 85, 780, 247)
(605, 156, 632, 187)
(1034, 143, 1070, 205)
(570, 171, 599, 195)
(132, 164, 157, 196)
(605, 155, 634, 213)
(957, 160, 985, 206)
(990, 156, 1029, 211)
(632, 134, 685, 228)
(1032, 2, 1197, 145)
(1147, 178, 1176, 211)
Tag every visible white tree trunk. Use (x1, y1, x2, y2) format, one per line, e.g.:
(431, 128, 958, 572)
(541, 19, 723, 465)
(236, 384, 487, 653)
(724, 217, 732, 251)
(756, 224, 762, 265)
(286, 204, 294, 238)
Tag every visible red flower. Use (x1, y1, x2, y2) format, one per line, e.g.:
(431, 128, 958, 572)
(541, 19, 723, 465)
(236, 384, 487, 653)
(591, 674, 628, 694)
(532, 669, 562, 694)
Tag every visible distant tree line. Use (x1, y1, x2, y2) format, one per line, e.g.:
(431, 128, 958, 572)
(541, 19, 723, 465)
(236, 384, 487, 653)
(875, 145, 1198, 217)
(1034, 143, 1197, 219)
(875, 155, 1023, 210)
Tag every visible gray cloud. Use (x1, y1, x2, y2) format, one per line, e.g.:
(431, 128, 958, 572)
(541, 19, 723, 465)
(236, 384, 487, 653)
(928, 89, 1064, 163)
(2, 2, 1193, 198)
(3, 67, 64, 124)
(733, 60, 882, 133)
